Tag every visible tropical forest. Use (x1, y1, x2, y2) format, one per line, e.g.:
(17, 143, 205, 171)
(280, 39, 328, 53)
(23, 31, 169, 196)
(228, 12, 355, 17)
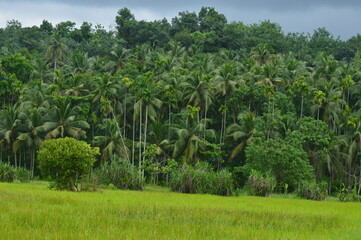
(1, 7, 361, 240)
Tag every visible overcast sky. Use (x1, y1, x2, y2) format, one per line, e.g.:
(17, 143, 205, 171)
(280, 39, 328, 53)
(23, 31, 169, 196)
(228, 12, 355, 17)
(0, 0, 360, 40)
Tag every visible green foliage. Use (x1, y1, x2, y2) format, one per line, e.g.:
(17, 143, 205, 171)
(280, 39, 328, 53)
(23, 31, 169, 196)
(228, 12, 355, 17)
(0, 53, 32, 82)
(0, 162, 30, 182)
(247, 170, 276, 197)
(79, 173, 100, 192)
(97, 159, 144, 190)
(170, 162, 234, 196)
(295, 117, 331, 151)
(338, 184, 361, 202)
(244, 137, 314, 191)
(37, 138, 99, 191)
(14, 167, 32, 182)
(1, 7, 361, 196)
(265, 92, 296, 115)
(298, 181, 328, 201)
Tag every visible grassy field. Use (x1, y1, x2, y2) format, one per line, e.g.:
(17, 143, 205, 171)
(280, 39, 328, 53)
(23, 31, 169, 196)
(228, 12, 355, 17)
(1, 182, 361, 240)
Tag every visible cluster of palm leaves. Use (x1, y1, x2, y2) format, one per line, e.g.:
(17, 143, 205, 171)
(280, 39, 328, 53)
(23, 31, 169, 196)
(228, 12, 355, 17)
(2, 38, 361, 189)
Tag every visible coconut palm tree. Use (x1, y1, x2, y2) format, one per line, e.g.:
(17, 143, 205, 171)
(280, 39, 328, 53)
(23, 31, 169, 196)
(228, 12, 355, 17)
(63, 73, 90, 97)
(227, 111, 256, 159)
(104, 46, 130, 74)
(250, 44, 272, 66)
(133, 77, 162, 174)
(215, 61, 242, 142)
(14, 107, 45, 177)
(68, 50, 91, 74)
(183, 71, 214, 122)
(46, 38, 68, 70)
(311, 82, 345, 131)
(172, 106, 215, 164)
(93, 118, 130, 164)
(42, 97, 90, 139)
(92, 73, 120, 117)
(0, 104, 21, 166)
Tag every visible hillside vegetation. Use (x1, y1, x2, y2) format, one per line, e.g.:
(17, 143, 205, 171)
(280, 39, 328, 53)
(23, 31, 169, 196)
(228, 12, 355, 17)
(1, 7, 361, 196)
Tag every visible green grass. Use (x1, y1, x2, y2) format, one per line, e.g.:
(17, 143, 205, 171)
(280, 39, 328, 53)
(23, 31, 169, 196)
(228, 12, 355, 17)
(1, 182, 361, 239)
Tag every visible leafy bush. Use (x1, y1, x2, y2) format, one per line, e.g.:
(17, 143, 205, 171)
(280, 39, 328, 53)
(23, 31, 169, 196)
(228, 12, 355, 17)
(0, 162, 31, 182)
(170, 162, 234, 196)
(338, 185, 361, 202)
(298, 181, 327, 201)
(37, 138, 99, 191)
(244, 137, 314, 191)
(247, 170, 276, 197)
(97, 160, 144, 190)
(14, 167, 31, 182)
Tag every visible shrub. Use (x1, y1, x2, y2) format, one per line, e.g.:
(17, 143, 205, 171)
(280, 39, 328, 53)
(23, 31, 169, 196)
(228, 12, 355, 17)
(247, 170, 276, 197)
(298, 181, 327, 201)
(215, 169, 235, 196)
(80, 173, 100, 192)
(0, 162, 31, 182)
(338, 185, 361, 202)
(244, 137, 314, 191)
(14, 167, 31, 182)
(0, 163, 16, 182)
(170, 162, 234, 196)
(37, 138, 99, 191)
(97, 160, 144, 190)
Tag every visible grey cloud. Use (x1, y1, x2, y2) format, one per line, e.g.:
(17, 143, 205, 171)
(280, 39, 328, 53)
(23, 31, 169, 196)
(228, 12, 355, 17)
(0, 0, 360, 39)
(6, 0, 361, 11)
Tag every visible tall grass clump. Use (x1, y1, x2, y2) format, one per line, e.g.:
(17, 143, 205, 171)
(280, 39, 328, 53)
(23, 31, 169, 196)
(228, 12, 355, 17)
(247, 170, 276, 197)
(170, 162, 234, 196)
(338, 185, 361, 202)
(97, 159, 144, 190)
(298, 181, 327, 201)
(0, 162, 31, 182)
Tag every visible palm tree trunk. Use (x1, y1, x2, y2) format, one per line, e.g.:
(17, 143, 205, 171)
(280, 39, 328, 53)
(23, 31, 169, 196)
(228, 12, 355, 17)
(317, 108, 320, 121)
(14, 152, 17, 168)
(300, 96, 304, 118)
(358, 161, 361, 195)
(204, 97, 208, 139)
(132, 107, 135, 166)
(142, 105, 149, 178)
(223, 109, 227, 143)
(123, 95, 127, 138)
(168, 104, 172, 139)
(31, 149, 35, 179)
(220, 113, 224, 144)
(138, 101, 143, 175)
(19, 150, 22, 168)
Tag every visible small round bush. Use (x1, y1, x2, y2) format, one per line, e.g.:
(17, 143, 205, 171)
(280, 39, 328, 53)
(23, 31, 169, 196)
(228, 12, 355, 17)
(37, 137, 99, 191)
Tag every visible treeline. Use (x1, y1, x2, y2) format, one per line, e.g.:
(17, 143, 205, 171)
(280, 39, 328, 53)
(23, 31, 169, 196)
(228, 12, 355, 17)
(1, 7, 361, 196)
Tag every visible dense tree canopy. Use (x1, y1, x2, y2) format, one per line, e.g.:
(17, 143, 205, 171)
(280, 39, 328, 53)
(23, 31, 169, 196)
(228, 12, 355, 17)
(1, 7, 361, 195)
